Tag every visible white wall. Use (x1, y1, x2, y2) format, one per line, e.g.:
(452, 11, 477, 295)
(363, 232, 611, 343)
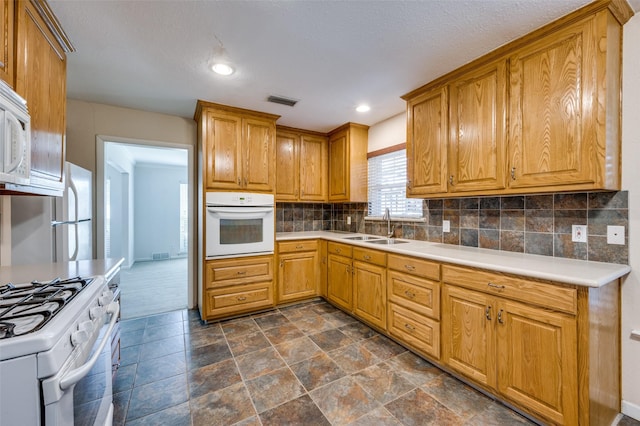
(133, 164, 188, 261)
(367, 113, 405, 153)
(621, 12, 640, 420)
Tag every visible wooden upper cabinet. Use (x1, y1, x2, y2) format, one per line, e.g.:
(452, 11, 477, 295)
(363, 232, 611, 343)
(299, 133, 327, 201)
(275, 130, 299, 201)
(403, 0, 630, 197)
(328, 123, 368, 202)
(406, 87, 448, 196)
(275, 126, 327, 202)
(0, 1, 14, 86)
(449, 59, 507, 193)
(15, 0, 73, 191)
(195, 101, 279, 193)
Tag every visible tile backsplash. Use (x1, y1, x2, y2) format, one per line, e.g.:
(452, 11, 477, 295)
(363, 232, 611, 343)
(276, 191, 629, 265)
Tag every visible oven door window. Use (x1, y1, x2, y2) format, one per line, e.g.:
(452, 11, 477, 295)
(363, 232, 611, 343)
(220, 218, 264, 244)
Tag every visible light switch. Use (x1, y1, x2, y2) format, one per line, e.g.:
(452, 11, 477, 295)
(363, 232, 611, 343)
(607, 226, 625, 245)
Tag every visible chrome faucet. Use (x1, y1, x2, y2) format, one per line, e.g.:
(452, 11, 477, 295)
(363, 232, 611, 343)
(383, 208, 395, 238)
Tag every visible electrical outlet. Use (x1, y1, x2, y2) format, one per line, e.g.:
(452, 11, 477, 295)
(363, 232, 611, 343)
(443, 220, 450, 233)
(607, 225, 625, 245)
(346, 216, 351, 225)
(572, 225, 587, 243)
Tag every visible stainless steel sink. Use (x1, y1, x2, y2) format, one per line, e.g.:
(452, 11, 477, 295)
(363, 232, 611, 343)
(365, 238, 409, 245)
(343, 235, 385, 241)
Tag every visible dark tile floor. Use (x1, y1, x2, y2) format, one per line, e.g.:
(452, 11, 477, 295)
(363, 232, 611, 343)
(113, 299, 638, 426)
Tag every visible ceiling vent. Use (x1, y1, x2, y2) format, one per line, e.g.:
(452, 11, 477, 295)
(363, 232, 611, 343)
(267, 95, 298, 107)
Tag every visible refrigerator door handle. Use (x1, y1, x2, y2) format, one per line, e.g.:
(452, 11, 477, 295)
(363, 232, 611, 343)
(70, 223, 79, 261)
(51, 218, 91, 227)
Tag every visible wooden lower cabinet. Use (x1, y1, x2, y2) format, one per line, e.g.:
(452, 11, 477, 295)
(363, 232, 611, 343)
(277, 240, 320, 303)
(327, 253, 352, 311)
(202, 255, 274, 320)
(352, 259, 386, 330)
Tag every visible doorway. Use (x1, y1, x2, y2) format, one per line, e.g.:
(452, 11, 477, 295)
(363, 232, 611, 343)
(97, 136, 194, 319)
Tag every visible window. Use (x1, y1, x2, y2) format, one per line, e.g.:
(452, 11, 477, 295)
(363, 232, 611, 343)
(367, 148, 422, 218)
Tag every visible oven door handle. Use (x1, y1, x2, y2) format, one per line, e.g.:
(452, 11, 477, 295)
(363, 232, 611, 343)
(207, 207, 273, 220)
(59, 302, 120, 391)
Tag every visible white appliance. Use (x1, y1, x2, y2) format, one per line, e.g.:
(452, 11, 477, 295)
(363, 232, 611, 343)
(205, 192, 274, 258)
(11, 162, 93, 265)
(0, 275, 119, 425)
(0, 79, 30, 185)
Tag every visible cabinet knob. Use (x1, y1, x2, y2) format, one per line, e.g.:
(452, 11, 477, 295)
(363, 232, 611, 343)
(363, 255, 371, 261)
(404, 290, 416, 299)
(404, 264, 415, 271)
(237, 296, 247, 301)
(404, 323, 415, 332)
(336, 248, 342, 254)
(485, 306, 492, 321)
(511, 167, 516, 180)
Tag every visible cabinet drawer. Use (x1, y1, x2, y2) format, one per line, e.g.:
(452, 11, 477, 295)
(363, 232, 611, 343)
(278, 240, 319, 253)
(206, 282, 274, 317)
(388, 303, 440, 359)
(327, 242, 352, 257)
(388, 270, 440, 319)
(206, 256, 274, 288)
(388, 254, 440, 280)
(442, 264, 577, 314)
(352, 248, 386, 266)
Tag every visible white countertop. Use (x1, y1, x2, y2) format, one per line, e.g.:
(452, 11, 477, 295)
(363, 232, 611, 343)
(0, 258, 125, 283)
(277, 231, 631, 288)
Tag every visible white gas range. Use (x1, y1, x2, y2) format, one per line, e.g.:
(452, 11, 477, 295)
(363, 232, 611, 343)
(0, 274, 119, 425)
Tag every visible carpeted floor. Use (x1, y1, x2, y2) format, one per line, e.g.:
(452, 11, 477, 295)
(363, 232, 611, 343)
(120, 258, 188, 319)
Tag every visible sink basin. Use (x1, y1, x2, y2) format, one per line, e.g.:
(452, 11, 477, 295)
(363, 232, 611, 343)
(343, 235, 385, 241)
(365, 239, 409, 245)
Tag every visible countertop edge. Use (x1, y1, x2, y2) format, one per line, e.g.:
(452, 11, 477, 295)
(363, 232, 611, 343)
(276, 232, 631, 288)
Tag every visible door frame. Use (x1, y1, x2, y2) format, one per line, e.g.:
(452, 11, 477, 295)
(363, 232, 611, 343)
(96, 135, 196, 309)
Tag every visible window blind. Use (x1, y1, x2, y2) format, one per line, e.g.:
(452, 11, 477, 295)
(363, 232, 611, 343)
(367, 149, 422, 218)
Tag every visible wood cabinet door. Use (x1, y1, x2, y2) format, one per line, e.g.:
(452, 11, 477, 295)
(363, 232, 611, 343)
(300, 134, 327, 201)
(15, 0, 66, 184)
(496, 300, 578, 426)
(353, 260, 387, 330)
(327, 254, 352, 311)
(328, 129, 349, 201)
(449, 60, 507, 193)
(277, 251, 319, 303)
(275, 131, 299, 201)
(406, 86, 448, 196)
(442, 285, 496, 389)
(204, 110, 242, 190)
(244, 117, 275, 191)
(509, 17, 595, 189)
(0, 0, 14, 86)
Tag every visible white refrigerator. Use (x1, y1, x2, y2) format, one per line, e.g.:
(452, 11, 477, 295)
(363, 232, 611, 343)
(11, 162, 93, 264)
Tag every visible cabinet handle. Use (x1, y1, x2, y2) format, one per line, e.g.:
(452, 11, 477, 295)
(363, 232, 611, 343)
(487, 282, 505, 290)
(237, 177, 241, 185)
(244, 177, 247, 187)
(237, 271, 247, 276)
(498, 309, 504, 324)
(322, 256, 327, 265)
(407, 179, 412, 189)
(511, 167, 516, 180)
(449, 175, 454, 186)
(336, 248, 342, 254)
(404, 290, 416, 299)
(346, 266, 350, 274)
(280, 260, 284, 267)
(404, 264, 415, 271)
(404, 323, 415, 332)
(485, 306, 492, 321)
(363, 255, 371, 261)
(237, 296, 247, 301)
(296, 245, 304, 249)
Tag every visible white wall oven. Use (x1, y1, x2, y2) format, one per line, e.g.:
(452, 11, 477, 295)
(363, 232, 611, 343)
(205, 192, 274, 258)
(0, 275, 119, 425)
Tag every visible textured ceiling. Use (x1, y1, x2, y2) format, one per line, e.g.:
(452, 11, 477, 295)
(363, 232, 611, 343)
(50, 0, 620, 133)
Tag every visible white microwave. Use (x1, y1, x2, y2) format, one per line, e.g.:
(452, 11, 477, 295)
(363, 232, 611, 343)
(0, 80, 30, 185)
(205, 192, 275, 258)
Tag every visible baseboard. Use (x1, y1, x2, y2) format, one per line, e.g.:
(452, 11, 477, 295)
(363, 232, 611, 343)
(622, 400, 640, 421)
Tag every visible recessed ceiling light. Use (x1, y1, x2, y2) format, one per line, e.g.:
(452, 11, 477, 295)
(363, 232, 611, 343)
(212, 63, 234, 76)
(356, 104, 370, 113)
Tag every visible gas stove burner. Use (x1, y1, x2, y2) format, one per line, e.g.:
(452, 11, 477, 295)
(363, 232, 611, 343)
(0, 276, 94, 339)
